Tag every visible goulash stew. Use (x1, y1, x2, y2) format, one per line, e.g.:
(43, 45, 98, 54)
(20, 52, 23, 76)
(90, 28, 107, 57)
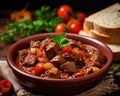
(15, 33, 107, 79)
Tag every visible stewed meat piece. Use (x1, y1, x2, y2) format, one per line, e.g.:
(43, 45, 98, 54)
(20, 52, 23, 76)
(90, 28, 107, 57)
(91, 50, 107, 64)
(43, 67, 61, 78)
(18, 49, 37, 67)
(62, 52, 83, 66)
(60, 61, 77, 73)
(69, 38, 83, 48)
(22, 54, 37, 67)
(18, 49, 28, 65)
(45, 42, 60, 60)
(50, 55, 66, 67)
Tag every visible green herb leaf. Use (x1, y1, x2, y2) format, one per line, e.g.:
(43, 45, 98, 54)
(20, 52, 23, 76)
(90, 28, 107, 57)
(0, 5, 64, 43)
(108, 64, 120, 76)
(51, 32, 70, 48)
(108, 71, 114, 75)
(60, 38, 70, 47)
(113, 65, 120, 72)
(115, 72, 120, 76)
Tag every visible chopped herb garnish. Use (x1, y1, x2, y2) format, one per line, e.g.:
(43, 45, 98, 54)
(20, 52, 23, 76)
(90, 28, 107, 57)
(115, 72, 120, 76)
(51, 32, 70, 48)
(0, 5, 63, 43)
(108, 64, 120, 76)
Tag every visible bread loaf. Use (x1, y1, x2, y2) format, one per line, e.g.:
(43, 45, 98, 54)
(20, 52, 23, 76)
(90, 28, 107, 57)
(80, 3, 120, 61)
(83, 3, 120, 44)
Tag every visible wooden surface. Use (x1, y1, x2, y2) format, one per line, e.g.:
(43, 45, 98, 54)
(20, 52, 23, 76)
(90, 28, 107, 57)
(0, 17, 120, 96)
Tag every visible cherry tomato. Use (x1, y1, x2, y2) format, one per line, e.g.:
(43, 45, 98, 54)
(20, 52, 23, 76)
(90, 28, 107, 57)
(0, 80, 12, 94)
(34, 62, 44, 75)
(75, 12, 86, 24)
(62, 45, 72, 53)
(55, 23, 67, 33)
(74, 71, 85, 77)
(57, 5, 73, 21)
(67, 19, 82, 34)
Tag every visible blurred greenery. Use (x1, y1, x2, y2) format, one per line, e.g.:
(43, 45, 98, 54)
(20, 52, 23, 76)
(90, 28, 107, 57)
(0, 5, 63, 43)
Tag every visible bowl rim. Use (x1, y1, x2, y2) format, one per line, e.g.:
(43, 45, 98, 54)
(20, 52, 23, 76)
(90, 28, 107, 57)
(6, 33, 113, 82)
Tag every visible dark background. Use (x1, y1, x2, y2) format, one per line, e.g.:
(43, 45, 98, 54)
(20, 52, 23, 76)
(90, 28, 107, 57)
(0, 0, 119, 12)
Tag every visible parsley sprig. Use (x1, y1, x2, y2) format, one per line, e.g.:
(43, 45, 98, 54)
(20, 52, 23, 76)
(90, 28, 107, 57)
(0, 5, 63, 43)
(108, 64, 120, 76)
(51, 32, 70, 48)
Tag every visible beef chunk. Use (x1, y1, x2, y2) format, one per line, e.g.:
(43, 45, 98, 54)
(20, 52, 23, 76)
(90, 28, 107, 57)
(18, 49, 28, 65)
(43, 67, 61, 78)
(41, 37, 52, 45)
(23, 54, 37, 67)
(62, 52, 83, 64)
(69, 39, 83, 48)
(30, 41, 41, 48)
(91, 50, 107, 64)
(60, 61, 77, 73)
(38, 37, 52, 51)
(45, 42, 60, 60)
(50, 55, 66, 67)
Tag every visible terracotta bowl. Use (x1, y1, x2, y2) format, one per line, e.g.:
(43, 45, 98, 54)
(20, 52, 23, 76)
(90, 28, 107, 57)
(6, 33, 113, 95)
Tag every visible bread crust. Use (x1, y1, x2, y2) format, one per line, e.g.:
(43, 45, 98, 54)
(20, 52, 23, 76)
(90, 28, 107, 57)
(84, 20, 120, 36)
(107, 44, 120, 61)
(83, 3, 120, 44)
(83, 27, 120, 44)
(81, 3, 120, 61)
(80, 30, 112, 44)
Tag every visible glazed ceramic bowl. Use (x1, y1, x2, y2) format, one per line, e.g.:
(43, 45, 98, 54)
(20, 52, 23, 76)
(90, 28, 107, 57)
(6, 33, 113, 95)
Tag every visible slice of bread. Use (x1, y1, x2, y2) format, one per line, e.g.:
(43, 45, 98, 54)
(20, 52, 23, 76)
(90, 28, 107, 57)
(107, 44, 120, 61)
(83, 28, 120, 44)
(83, 3, 120, 44)
(79, 30, 110, 43)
